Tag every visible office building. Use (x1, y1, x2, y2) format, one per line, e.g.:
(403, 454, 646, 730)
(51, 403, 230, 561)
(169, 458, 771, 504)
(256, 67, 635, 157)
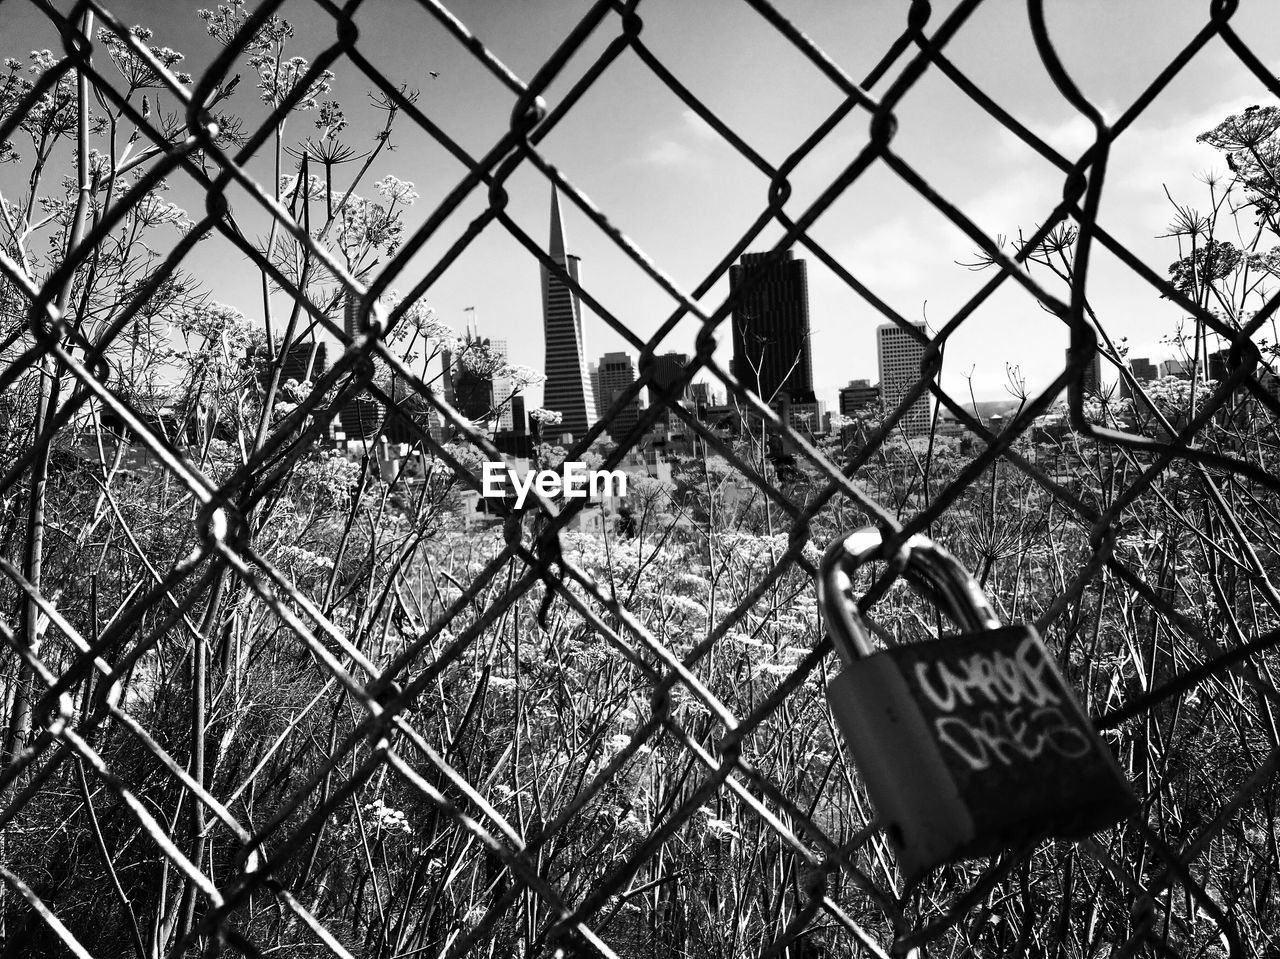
(876, 322, 930, 437)
(1120, 357, 1157, 398)
(641, 351, 690, 406)
(489, 337, 513, 431)
(596, 351, 641, 439)
(510, 395, 527, 435)
(728, 250, 815, 403)
(443, 329, 512, 433)
(589, 361, 603, 419)
(541, 185, 597, 440)
(838, 379, 880, 418)
(1130, 358, 1157, 382)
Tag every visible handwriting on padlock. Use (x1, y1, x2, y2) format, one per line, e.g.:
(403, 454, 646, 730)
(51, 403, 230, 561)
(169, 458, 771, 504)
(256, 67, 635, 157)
(910, 634, 1093, 772)
(933, 706, 1093, 771)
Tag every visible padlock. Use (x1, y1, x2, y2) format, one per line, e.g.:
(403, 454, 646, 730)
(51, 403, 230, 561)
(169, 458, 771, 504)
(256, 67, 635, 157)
(819, 527, 1134, 879)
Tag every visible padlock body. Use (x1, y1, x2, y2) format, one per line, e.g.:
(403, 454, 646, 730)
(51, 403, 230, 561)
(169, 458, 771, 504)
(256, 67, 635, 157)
(827, 624, 1133, 878)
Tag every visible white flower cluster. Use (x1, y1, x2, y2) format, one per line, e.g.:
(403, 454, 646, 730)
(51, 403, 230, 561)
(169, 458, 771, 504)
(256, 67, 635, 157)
(375, 175, 419, 206)
(365, 799, 412, 835)
(276, 543, 335, 572)
(529, 408, 563, 426)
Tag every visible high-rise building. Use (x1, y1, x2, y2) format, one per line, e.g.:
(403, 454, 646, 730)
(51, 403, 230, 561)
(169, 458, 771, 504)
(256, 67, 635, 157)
(589, 361, 603, 418)
(447, 330, 520, 433)
(510, 395, 527, 435)
(493, 393, 533, 457)
(1161, 358, 1195, 379)
(690, 381, 712, 409)
(838, 379, 880, 417)
(1065, 347, 1103, 395)
(452, 355, 494, 423)
(488, 337, 513, 431)
(728, 250, 814, 404)
(876, 322, 930, 437)
(596, 351, 641, 439)
(541, 186, 597, 439)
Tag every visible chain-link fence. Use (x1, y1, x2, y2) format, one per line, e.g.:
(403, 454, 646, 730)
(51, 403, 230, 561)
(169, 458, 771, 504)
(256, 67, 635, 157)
(1, 0, 1279, 956)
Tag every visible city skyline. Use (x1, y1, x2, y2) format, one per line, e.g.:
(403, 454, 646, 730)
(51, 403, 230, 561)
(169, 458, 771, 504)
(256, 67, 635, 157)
(0, 2, 1265, 414)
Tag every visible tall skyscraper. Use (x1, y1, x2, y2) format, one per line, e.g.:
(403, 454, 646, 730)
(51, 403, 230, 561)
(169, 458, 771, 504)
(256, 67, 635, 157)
(728, 250, 815, 403)
(876, 322, 930, 437)
(542, 186, 597, 439)
(596, 351, 641, 438)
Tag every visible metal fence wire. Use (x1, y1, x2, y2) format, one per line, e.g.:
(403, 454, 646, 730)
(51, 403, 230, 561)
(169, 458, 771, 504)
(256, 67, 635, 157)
(1, 0, 1279, 956)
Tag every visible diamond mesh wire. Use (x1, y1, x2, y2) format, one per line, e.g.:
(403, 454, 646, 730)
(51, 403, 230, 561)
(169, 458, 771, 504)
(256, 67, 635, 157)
(1, 0, 1279, 956)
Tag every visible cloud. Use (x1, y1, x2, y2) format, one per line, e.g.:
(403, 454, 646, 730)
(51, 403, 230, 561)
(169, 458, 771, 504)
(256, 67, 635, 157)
(640, 138, 699, 167)
(632, 109, 727, 168)
(681, 108, 719, 141)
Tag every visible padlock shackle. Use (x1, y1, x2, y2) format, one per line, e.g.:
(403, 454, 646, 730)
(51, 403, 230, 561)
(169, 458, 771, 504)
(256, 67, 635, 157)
(819, 527, 1001, 666)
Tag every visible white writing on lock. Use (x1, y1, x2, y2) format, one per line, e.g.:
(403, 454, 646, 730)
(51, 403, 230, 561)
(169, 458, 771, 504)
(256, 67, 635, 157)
(912, 634, 1093, 772)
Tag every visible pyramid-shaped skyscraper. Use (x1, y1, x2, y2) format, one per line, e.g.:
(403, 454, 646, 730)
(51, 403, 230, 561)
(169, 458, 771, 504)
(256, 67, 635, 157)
(541, 186, 597, 439)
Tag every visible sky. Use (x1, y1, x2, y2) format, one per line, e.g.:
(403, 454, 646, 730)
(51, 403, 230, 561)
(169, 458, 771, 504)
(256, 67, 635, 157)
(3, 0, 1278, 409)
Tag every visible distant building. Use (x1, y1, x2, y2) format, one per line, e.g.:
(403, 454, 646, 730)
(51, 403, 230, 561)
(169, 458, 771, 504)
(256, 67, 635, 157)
(1121, 357, 1158, 398)
(1130, 357, 1157, 382)
(838, 379, 880, 418)
(690, 381, 713, 409)
(1207, 347, 1280, 426)
(641, 351, 690, 406)
(493, 393, 532, 457)
(541, 185, 597, 439)
(258, 339, 326, 390)
(589, 361, 603, 419)
(1161, 358, 1195, 379)
(510, 395, 527, 434)
(728, 250, 815, 404)
(489, 337, 513, 431)
(876, 322, 930, 437)
(596, 351, 641, 439)
(450, 338, 497, 424)
(383, 391, 433, 446)
(775, 397, 826, 435)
